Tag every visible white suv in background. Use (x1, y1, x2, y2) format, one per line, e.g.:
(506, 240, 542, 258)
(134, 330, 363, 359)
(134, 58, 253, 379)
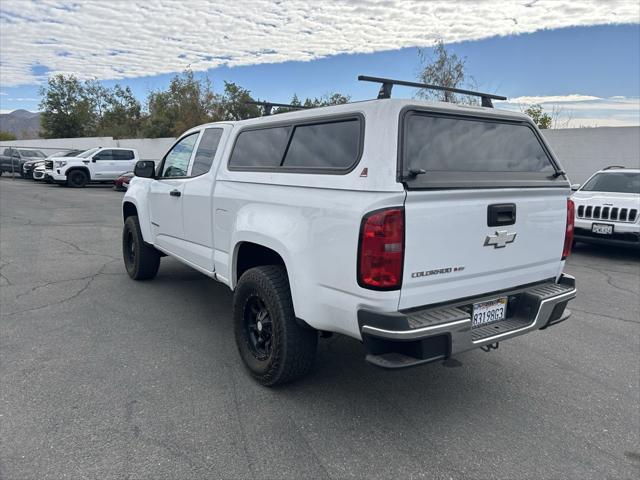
(46, 147, 139, 187)
(572, 166, 640, 248)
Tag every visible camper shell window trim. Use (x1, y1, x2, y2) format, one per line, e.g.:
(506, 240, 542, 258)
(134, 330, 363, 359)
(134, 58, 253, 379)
(397, 107, 568, 190)
(227, 113, 365, 175)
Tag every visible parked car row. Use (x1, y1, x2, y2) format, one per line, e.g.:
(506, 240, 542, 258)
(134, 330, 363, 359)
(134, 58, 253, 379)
(1, 146, 140, 192)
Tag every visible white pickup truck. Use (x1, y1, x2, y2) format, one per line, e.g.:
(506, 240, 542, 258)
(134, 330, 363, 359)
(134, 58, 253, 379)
(46, 147, 139, 187)
(122, 83, 577, 385)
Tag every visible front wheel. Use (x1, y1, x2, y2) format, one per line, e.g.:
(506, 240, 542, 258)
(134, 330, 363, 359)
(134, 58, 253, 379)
(122, 215, 160, 280)
(234, 265, 317, 386)
(66, 169, 88, 187)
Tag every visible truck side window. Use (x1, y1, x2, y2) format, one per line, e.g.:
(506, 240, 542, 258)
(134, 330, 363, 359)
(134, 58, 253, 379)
(281, 119, 360, 169)
(95, 150, 114, 161)
(113, 150, 135, 160)
(229, 126, 290, 168)
(191, 128, 223, 176)
(161, 133, 198, 178)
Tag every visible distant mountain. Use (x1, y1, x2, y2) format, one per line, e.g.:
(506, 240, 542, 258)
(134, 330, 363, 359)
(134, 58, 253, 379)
(0, 110, 41, 139)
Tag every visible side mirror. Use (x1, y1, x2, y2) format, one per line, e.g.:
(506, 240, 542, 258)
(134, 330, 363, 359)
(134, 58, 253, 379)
(92, 155, 99, 162)
(134, 160, 155, 178)
(570, 183, 581, 191)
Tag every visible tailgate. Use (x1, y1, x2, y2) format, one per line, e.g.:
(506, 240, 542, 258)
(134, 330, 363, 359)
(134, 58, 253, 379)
(399, 188, 566, 310)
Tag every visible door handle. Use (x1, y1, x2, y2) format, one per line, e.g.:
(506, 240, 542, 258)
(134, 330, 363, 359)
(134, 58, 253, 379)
(487, 203, 516, 226)
(169, 190, 181, 197)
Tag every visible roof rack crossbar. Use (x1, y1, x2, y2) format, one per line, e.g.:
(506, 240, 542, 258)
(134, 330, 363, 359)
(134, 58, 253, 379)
(244, 100, 312, 116)
(358, 75, 506, 108)
(603, 165, 626, 170)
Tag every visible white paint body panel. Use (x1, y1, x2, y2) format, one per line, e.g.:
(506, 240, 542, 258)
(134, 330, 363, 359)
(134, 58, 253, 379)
(400, 188, 567, 310)
(123, 99, 571, 341)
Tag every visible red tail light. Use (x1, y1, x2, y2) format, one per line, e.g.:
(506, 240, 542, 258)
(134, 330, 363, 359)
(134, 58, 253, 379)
(562, 198, 575, 260)
(358, 208, 405, 290)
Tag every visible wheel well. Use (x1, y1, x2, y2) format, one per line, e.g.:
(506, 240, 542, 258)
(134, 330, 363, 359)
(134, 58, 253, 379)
(67, 166, 90, 178)
(123, 202, 138, 222)
(235, 242, 286, 283)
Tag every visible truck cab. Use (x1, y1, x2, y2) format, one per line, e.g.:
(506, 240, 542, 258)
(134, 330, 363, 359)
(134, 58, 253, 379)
(122, 92, 576, 386)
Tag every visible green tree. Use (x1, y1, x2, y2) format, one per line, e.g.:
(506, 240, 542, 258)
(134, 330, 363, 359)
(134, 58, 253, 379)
(215, 81, 261, 121)
(39, 74, 94, 138)
(417, 39, 475, 104)
(524, 104, 552, 129)
(273, 92, 351, 114)
(0, 131, 17, 141)
(99, 85, 142, 138)
(143, 69, 217, 137)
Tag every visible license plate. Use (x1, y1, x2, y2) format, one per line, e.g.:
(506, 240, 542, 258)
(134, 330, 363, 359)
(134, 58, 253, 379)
(472, 297, 507, 328)
(592, 223, 613, 235)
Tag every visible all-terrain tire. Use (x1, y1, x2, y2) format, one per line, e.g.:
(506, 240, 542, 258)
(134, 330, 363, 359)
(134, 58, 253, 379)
(234, 265, 317, 386)
(122, 215, 160, 280)
(66, 169, 88, 188)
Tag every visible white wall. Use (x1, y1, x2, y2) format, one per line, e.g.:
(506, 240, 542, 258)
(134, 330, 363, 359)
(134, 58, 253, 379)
(2, 126, 639, 182)
(542, 127, 640, 183)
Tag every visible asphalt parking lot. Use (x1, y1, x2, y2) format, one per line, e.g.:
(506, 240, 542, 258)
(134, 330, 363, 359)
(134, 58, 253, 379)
(1, 176, 638, 480)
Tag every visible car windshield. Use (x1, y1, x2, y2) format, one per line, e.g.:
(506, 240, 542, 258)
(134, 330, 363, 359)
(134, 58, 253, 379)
(48, 151, 68, 158)
(581, 172, 640, 194)
(19, 149, 45, 158)
(77, 148, 100, 158)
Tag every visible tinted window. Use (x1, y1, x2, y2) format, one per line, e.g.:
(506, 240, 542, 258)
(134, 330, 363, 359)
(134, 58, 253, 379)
(403, 114, 554, 173)
(282, 119, 360, 169)
(192, 128, 223, 176)
(582, 172, 640, 194)
(95, 150, 114, 160)
(229, 126, 290, 168)
(161, 133, 198, 178)
(19, 150, 45, 158)
(113, 150, 134, 160)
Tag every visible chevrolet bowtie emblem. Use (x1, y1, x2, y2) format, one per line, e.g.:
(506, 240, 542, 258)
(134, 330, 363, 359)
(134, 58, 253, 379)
(484, 230, 517, 248)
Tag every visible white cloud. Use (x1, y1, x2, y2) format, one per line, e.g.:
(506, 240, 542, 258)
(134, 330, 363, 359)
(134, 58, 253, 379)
(504, 94, 602, 104)
(0, 0, 638, 86)
(498, 96, 640, 127)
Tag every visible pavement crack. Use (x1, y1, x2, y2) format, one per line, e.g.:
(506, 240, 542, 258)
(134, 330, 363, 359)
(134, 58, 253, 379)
(51, 236, 118, 259)
(571, 307, 639, 325)
(4, 259, 120, 316)
(0, 271, 14, 285)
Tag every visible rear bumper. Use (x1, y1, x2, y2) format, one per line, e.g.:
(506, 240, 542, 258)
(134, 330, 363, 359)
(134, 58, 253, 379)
(358, 274, 576, 369)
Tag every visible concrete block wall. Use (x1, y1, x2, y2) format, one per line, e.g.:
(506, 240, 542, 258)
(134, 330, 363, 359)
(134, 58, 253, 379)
(543, 127, 640, 183)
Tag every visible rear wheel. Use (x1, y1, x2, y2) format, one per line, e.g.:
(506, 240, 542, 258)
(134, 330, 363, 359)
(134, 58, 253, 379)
(122, 215, 160, 280)
(66, 169, 88, 188)
(234, 265, 317, 386)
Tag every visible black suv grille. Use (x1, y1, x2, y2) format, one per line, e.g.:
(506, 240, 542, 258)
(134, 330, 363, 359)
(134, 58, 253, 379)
(577, 204, 638, 223)
(44, 160, 53, 169)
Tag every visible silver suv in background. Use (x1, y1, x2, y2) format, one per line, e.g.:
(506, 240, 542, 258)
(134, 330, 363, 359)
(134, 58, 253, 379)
(572, 166, 640, 248)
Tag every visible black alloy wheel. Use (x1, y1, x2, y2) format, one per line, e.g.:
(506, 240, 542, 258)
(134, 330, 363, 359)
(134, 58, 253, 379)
(243, 296, 274, 360)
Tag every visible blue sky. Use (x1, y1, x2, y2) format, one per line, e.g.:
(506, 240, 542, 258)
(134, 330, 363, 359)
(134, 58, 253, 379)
(1, 1, 638, 127)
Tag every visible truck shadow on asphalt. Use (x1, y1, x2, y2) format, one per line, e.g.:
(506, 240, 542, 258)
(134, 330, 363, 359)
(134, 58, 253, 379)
(150, 258, 540, 405)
